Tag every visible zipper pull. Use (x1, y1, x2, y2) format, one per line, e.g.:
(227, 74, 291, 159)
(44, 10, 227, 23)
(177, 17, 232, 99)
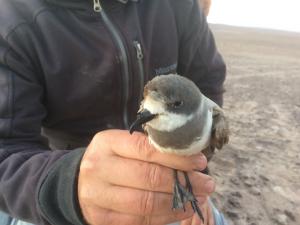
(93, 0, 102, 12)
(133, 41, 144, 60)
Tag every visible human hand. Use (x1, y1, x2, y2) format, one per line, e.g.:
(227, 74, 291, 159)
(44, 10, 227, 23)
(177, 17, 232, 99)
(78, 130, 215, 225)
(180, 199, 215, 225)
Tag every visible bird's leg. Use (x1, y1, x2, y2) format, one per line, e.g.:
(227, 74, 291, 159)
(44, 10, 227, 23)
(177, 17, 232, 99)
(172, 169, 185, 210)
(183, 172, 205, 222)
(172, 170, 194, 211)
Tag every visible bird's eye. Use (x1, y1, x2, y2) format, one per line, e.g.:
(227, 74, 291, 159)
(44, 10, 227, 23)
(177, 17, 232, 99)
(172, 101, 183, 108)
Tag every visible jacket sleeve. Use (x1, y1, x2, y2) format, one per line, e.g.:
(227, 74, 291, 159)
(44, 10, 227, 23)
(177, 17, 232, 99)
(0, 32, 86, 224)
(176, 0, 226, 107)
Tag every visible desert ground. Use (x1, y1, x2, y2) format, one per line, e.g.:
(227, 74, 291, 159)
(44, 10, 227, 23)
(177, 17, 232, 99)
(208, 25, 300, 225)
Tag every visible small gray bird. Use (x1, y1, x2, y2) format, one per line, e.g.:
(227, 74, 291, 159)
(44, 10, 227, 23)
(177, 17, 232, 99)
(130, 74, 229, 221)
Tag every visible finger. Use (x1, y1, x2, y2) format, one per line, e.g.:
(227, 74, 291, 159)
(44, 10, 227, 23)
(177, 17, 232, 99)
(181, 216, 193, 225)
(192, 214, 204, 225)
(100, 156, 215, 196)
(83, 206, 194, 225)
(97, 130, 207, 171)
(94, 183, 202, 216)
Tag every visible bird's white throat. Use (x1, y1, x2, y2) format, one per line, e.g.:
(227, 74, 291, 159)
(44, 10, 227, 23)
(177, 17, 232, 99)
(142, 96, 193, 132)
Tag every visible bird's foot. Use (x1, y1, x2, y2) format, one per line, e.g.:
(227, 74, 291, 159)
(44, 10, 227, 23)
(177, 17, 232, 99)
(172, 170, 204, 222)
(190, 198, 204, 222)
(172, 178, 194, 210)
(183, 172, 205, 222)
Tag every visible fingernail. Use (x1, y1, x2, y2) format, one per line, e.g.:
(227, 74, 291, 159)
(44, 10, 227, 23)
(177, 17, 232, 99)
(204, 179, 215, 193)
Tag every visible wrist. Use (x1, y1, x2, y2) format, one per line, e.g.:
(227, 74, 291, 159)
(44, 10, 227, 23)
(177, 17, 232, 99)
(38, 148, 87, 225)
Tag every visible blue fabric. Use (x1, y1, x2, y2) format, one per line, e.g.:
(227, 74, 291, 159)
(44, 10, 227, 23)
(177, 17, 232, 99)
(0, 211, 12, 224)
(10, 219, 34, 225)
(209, 199, 228, 225)
(0, 211, 34, 225)
(167, 199, 228, 225)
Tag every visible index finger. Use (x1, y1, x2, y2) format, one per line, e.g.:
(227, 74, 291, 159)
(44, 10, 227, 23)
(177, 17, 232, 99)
(97, 129, 207, 171)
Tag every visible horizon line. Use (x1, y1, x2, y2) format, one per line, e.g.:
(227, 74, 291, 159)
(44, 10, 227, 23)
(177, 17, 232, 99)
(208, 22, 300, 34)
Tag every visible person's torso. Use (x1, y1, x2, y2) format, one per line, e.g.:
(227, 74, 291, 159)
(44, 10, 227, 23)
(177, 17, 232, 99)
(1, 0, 194, 148)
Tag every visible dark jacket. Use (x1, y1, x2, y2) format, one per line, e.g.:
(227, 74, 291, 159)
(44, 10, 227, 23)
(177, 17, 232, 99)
(0, 0, 226, 224)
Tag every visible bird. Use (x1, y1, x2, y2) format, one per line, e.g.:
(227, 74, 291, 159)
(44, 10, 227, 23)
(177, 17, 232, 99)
(129, 74, 229, 222)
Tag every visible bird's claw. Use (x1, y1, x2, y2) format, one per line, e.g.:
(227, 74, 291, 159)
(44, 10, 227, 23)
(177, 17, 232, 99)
(172, 170, 205, 223)
(172, 179, 194, 210)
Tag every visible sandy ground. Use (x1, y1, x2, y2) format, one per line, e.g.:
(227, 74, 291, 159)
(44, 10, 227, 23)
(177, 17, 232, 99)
(208, 25, 300, 225)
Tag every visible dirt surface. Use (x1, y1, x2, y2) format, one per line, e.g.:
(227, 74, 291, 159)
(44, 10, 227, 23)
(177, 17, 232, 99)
(208, 25, 300, 225)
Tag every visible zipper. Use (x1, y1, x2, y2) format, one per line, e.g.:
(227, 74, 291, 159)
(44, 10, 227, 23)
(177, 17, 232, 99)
(133, 41, 145, 106)
(93, 0, 130, 129)
(93, 0, 101, 12)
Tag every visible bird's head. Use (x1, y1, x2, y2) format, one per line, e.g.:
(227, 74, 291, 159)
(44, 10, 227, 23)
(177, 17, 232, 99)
(130, 74, 202, 133)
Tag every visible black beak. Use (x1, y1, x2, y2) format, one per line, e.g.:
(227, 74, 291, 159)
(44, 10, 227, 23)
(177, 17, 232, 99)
(129, 109, 157, 134)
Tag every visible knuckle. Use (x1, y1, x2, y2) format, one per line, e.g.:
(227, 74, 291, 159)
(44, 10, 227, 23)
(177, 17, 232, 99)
(139, 191, 155, 215)
(93, 130, 110, 149)
(94, 131, 104, 142)
(87, 134, 103, 155)
(145, 164, 162, 190)
(80, 155, 97, 175)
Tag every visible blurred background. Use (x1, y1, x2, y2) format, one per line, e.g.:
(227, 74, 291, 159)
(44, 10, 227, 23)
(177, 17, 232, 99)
(203, 0, 300, 225)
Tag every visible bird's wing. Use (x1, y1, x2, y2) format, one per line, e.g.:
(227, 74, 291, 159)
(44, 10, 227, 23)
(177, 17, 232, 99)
(210, 107, 230, 150)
